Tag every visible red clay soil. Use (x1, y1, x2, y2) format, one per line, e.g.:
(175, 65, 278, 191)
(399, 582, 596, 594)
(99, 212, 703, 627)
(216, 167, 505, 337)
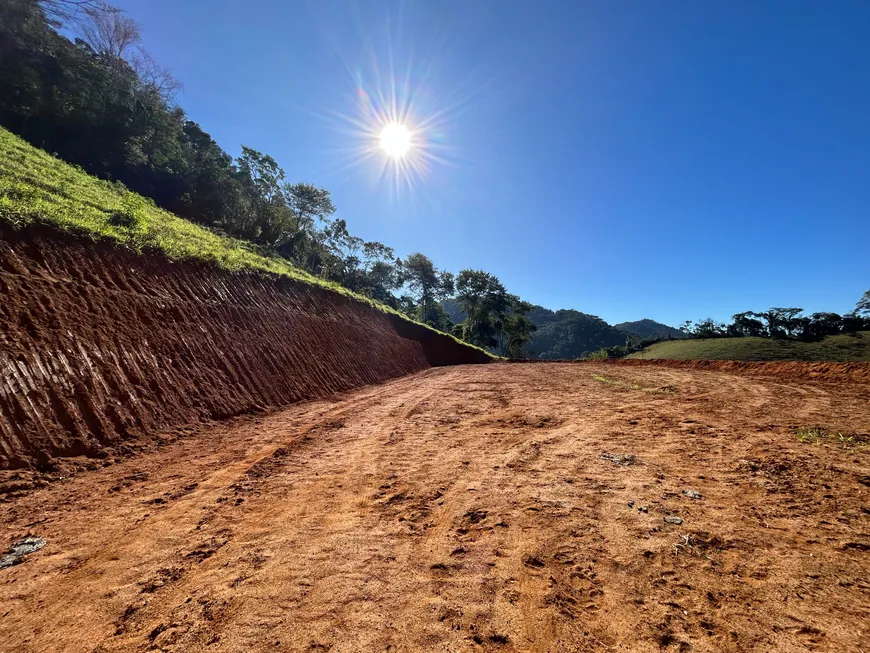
(1, 363, 868, 652)
(0, 225, 487, 471)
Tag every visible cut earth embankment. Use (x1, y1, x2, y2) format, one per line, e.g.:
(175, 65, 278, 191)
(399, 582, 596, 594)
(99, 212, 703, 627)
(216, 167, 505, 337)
(0, 224, 489, 471)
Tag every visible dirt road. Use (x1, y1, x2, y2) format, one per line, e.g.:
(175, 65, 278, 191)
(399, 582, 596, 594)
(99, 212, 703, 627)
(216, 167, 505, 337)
(1, 363, 868, 652)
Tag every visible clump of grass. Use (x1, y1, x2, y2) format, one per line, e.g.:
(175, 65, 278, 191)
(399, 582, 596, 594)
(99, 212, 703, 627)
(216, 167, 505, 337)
(795, 427, 866, 449)
(795, 427, 827, 444)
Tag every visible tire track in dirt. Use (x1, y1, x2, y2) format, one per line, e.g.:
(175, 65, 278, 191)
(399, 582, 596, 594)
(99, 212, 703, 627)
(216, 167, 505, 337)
(112, 370, 462, 652)
(0, 363, 868, 652)
(0, 371, 440, 652)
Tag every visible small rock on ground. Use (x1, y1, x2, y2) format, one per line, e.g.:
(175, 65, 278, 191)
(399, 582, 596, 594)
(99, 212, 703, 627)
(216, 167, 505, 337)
(664, 516, 684, 525)
(600, 452, 636, 466)
(0, 536, 46, 570)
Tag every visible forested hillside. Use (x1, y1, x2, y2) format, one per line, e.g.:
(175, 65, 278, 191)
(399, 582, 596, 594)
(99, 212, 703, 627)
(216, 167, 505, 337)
(443, 301, 679, 359)
(615, 319, 685, 340)
(526, 311, 626, 359)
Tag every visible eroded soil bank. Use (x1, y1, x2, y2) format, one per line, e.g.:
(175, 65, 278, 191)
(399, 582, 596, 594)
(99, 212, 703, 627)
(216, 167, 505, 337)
(0, 225, 487, 470)
(0, 363, 867, 652)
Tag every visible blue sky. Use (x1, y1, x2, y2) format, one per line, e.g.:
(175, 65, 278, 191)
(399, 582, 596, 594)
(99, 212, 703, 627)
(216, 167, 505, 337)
(113, 0, 869, 326)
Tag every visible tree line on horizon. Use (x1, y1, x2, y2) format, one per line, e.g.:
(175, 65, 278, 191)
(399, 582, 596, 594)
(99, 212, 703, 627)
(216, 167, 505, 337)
(588, 298, 870, 359)
(0, 0, 537, 356)
(678, 300, 870, 344)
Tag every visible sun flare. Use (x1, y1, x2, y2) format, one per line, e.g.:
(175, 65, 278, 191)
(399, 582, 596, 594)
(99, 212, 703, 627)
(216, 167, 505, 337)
(380, 123, 411, 158)
(321, 58, 463, 198)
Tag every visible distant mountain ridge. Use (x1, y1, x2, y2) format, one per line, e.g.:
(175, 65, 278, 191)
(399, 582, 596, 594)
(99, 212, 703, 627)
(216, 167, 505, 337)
(614, 319, 685, 341)
(441, 300, 681, 359)
(525, 308, 625, 359)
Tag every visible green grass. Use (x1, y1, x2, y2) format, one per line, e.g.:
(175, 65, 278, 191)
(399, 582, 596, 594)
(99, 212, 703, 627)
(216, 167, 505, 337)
(795, 427, 866, 449)
(0, 128, 492, 357)
(627, 332, 870, 362)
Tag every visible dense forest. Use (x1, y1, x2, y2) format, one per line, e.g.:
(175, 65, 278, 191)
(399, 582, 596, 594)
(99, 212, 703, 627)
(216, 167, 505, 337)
(2, 1, 867, 360)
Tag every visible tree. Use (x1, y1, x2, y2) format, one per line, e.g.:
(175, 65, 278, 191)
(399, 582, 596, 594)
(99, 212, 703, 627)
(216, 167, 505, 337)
(440, 271, 455, 296)
(1, 1, 192, 213)
(498, 296, 537, 358)
(843, 311, 870, 333)
(423, 302, 454, 332)
(451, 270, 535, 352)
(455, 269, 507, 348)
(780, 307, 805, 338)
(401, 253, 453, 327)
(857, 289, 870, 315)
(358, 242, 401, 303)
(131, 48, 181, 103)
(75, 2, 140, 59)
(317, 218, 366, 286)
(284, 182, 335, 228)
(728, 311, 766, 337)
(757, 307, 803, 339)
(39, 0, 102, 25)
(678, 318, 721, 339)
(278, 183, 336, 262)
(235, 147, 296, 246)
(168, 120, 241, 227)
(799, 312, 843, 341)
(395, 294, 418, 319)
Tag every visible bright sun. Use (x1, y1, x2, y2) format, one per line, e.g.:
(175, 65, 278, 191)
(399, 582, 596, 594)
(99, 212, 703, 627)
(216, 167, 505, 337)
(380, 123, 411, 158)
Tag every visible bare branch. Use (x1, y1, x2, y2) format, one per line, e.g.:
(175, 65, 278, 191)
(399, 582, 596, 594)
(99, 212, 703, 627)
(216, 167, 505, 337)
(131, 47, 183, 103)
(39, 0, 102, 24)
(75, 1, 141, 59)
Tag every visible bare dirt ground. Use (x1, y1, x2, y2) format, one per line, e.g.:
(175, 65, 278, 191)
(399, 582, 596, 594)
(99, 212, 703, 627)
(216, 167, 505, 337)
(1, 363, 868, 653)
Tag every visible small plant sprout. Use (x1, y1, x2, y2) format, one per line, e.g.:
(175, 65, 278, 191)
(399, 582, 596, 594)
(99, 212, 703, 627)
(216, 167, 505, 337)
(794, 427, 866, 448)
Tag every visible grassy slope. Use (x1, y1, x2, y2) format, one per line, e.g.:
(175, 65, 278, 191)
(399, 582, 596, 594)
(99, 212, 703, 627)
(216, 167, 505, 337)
(0, 128, 491, 356)
(628, 332, 870, 362)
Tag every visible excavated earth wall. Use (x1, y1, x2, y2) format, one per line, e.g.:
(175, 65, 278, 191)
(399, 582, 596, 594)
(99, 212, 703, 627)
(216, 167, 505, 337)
(0, 225, 489, 470)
